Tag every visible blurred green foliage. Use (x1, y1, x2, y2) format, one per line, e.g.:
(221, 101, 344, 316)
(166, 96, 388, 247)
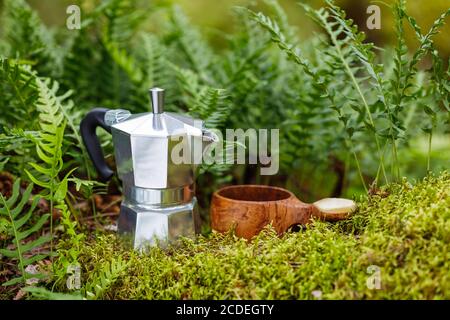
(19, 0, 450, 58)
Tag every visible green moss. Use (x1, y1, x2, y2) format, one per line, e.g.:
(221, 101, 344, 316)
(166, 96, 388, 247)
(74, 172, 450, 299)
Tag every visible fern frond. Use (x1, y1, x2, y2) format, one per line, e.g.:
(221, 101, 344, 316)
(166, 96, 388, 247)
(83, 256, 128, 300)
(301, 0, 391, 183)
(0, 179, 50, 286)
(24, 76, 84, 286)
(247, 8, 345, 130)
(51, 200, 85, 287)
(401, 7, 450, 102)
(0, 59, 39, 128)
(391, 0, 409, 110)
(248, 9, 316, 79)
(60, 30, 101, 107)
(35, 77, 93, 176)
(431, 55, 450, 113)
(102, 34, 143, 85)
(324, 1, 405, 178)
(131, 34, 178, 109)
(392, 1, 450, 111)
(1, 0, 62, 77)
(168, 6, 216, 84)
(98, 0, 146, 89)
(26, 76, 81, 260)
(102, 0, 148, 45)
(262, 0, 295, 38)
(171, 64, 230, 129)
(138, 34, 168, 89)
(222, 7, 273, 93)
(248, 5, 370, 190)
(200, 89, 230, 129)
(25, 78, 69, 196)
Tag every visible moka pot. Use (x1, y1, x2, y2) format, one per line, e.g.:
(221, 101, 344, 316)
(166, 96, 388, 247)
(80, 88, 217, 249)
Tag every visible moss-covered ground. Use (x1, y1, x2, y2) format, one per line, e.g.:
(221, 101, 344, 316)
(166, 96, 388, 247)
(74, 172, 450, 299)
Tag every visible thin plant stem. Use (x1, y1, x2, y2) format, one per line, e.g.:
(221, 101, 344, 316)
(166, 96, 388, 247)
(393, 140, 400, 179)
(0, 194, 26, 281)
(325, 2, 396, 183)
(321, 18, 389, 185)
(427, 130, 432, 173)
(375, 141, 390, 186)
(343, 149, 350, 193)
(344, 65, 388, 185)
(353, 150, 368, 193)
(49, 187, 54, 267)
(348, 140, 368, 193)
(390, 140, 400, 180)
(66, 194, 81, 225)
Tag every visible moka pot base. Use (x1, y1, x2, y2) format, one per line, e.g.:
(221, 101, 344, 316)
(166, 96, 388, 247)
(118, 197, 199, 250)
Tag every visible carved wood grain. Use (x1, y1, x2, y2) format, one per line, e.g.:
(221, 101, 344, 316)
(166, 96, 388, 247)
(210, 185, 321, 239)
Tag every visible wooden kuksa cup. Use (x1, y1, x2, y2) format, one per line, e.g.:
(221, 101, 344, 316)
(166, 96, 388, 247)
(210, 185, 355, 239)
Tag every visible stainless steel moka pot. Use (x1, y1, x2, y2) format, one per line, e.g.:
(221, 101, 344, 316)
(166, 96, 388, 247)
(80, 88, 217, 249)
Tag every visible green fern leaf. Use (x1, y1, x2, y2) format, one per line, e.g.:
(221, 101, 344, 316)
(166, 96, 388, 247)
(0, 59, 39, 128)
(168, 6, 216, 84)
(2, 0, 62, 77)
(83, 256, 129, 299)
(0, 179, 50, 286)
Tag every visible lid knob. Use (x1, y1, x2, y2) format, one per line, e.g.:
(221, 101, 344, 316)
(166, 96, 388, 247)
(149, 87, 164, 114)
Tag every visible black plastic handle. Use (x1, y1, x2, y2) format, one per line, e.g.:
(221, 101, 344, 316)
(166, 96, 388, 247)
(80, 108, 114, 182)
